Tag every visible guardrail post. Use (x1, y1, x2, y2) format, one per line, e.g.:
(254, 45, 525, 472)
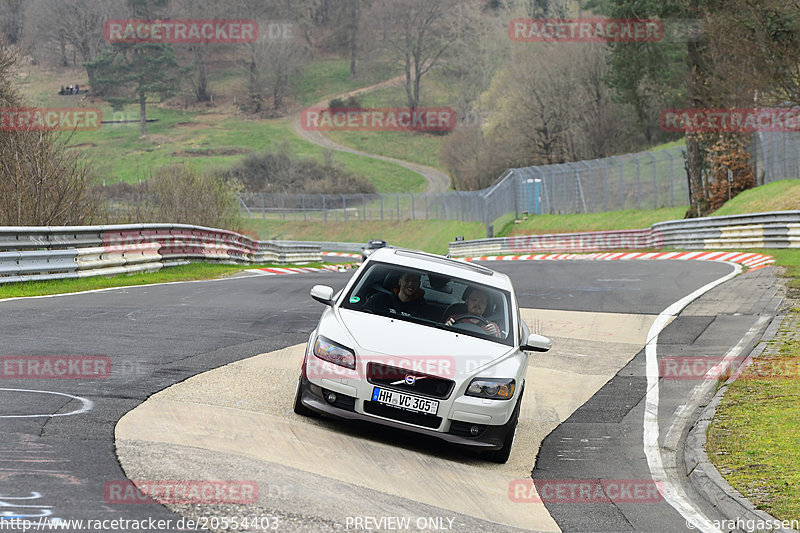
(302, 195, 306, 221)
(396, 194, 400, 221)
(635, 156, 642, 209)
(665, 151, 675, 206)
(410, 193, 415, 220)
(425, 195, 429, 219)
(263, 193, 266, 220)
(610, 155, 623, 210)
(645, 152, 658, 209)
(362, 194, 366, 219)
(380, 195, 384, 220)
(342, 194, 347, 222)
(601, 160, 607, 212)
(323, 195, 327, 222)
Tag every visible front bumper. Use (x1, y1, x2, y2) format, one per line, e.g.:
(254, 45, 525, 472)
(297, 376, 511, 450)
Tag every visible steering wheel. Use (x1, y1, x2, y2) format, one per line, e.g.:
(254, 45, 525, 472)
(451, 314, 491, 326)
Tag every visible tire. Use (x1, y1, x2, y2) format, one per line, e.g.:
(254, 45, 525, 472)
(293, 376, 317, 417)
(485, 388, 523, 464)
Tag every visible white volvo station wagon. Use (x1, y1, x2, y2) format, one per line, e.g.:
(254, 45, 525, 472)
(293, 248, 551, 463)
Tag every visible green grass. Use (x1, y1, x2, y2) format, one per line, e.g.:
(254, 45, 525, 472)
(711, 180, 800, 216)
(0, 262, 330, 300)
(245, 218, 493, 256)
(297, 58, 395, 106)
(68, 112, 425, 192)
(706, 279, 800, 521)
(321, 75, 453, 172)
(18, 59, 425, 192)
(326, 130, 446, 171)
(508, 206, 687, 235)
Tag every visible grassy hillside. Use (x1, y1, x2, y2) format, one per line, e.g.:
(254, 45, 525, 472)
(16, 60, 426, 193)
(711, 180, 800, 215)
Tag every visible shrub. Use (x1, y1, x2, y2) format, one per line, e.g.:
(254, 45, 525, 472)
(100, 164, 243, 231)
(0, 43, 101, 225)
(220, 144, 376, 195)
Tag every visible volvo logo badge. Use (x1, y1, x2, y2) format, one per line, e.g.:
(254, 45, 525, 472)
(404, 375, 416, 386)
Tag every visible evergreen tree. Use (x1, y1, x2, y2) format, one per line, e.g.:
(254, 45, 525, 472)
(86, 42, 187, 136)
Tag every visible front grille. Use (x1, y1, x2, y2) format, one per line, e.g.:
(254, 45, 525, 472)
(366, 362, 454, 399)
(363, 401, 442, 429)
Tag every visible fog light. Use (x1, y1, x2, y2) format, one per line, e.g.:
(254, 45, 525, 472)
(325, 392, 337, 404)
(470, 425, 481, 436)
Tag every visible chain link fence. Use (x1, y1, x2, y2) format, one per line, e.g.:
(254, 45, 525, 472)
(753, 131, 800, 185)
(237, 135, 794, 235)
(238, 147, 689, 224)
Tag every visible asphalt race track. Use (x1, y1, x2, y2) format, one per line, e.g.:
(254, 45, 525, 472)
(0, 260, 782, 532)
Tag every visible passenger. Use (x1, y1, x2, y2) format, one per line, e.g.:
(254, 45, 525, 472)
(444, 286, 501, 337)
(366, 271, 430, 318)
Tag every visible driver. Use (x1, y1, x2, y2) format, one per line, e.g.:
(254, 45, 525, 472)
(444, 286, 501, 337)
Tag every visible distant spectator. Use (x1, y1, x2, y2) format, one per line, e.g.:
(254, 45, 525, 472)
(74, 84, 79, 94)
(60, 86, 65, 95)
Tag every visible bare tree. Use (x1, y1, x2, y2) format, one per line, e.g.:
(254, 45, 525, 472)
(0, 43, 100, 225)
(1, 0, 24, 44)
(440, 2, 509, 121)
(481, 43, 632, 167)
(24, 0, 123, 67)
(374, 0, 457, 110)
(239, 11, 309, 114)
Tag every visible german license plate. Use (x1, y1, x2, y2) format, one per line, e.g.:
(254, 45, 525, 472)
(371, 387, 438, 415)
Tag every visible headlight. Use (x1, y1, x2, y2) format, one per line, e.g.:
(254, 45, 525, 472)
(466, 378, 515, 400)
(313, 336, 356, 370)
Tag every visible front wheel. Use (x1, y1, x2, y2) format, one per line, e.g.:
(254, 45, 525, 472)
(484, 387, 523, 464)
(293, 376, 317, 417)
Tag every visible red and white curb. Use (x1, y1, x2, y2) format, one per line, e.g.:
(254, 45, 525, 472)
(460, 251, 775, 272)
(245, 264, 357, 276)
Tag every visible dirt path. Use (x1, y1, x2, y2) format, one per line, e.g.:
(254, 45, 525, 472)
(291, 76, 452, 193)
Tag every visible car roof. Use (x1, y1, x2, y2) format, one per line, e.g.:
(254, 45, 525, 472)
(365, 248, 513, 289)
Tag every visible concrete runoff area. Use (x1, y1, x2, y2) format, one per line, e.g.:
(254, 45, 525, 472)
(115, 308, 662, 532)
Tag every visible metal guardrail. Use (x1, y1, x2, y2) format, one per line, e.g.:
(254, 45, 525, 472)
(449, 211, 800, 256)
(275, 240, 365, 253)
(0, 224, 322, 284)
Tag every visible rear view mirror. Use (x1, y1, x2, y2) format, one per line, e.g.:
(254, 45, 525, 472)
(523, 333, 551, 353)
(310, 285, 335, 306)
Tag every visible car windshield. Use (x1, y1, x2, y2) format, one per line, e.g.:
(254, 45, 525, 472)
(340, 261, 513, 346)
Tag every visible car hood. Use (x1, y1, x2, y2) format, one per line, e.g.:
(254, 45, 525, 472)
(335, 309, 511, 360)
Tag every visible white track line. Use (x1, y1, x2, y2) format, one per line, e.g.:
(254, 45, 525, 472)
(0, 388, 93, 418)
(643, 261, 742, 533)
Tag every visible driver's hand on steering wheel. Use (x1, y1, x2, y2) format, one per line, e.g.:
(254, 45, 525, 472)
(445, 317, 455, 327)
(483, 322, 499, 336)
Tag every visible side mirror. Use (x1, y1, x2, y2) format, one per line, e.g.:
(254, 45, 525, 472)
(310, 285, 335, 306)
(522, 333, 551, 353)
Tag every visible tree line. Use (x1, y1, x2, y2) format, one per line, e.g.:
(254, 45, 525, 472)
(3, 0, 800, 219)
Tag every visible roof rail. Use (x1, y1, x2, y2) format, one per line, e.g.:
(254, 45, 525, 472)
(392, 249, 494, 276)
